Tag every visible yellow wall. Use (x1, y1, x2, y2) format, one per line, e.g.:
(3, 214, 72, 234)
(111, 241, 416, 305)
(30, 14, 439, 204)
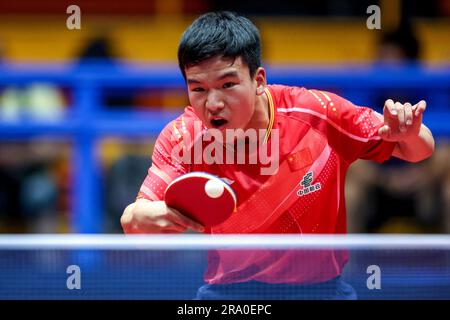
(257, 17, 375, 63)
(0, 15, 449, 64)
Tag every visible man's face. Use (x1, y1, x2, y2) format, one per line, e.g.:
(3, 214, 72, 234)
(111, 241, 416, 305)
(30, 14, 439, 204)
(184, 55, 266, 132)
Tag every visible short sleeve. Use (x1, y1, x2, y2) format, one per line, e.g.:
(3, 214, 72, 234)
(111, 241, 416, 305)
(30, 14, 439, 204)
(137, 115, 192, 201)
(306, 90, 396, 164)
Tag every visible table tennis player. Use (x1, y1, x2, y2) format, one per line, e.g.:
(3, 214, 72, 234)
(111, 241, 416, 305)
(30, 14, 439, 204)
(120, 12, 434, 299)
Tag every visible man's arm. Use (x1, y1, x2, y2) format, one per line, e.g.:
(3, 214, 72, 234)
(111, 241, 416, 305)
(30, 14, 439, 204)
(120, 111, 205, 234)
(376, 99, 435, 163)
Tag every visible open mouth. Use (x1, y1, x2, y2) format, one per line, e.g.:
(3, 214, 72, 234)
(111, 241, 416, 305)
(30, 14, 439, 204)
(210, 118, 228, 128)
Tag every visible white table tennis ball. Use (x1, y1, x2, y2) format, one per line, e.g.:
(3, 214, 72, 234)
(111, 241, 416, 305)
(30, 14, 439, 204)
(205, 179, 224, 198)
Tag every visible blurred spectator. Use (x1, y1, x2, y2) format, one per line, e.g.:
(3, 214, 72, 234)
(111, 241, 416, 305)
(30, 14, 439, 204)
(104, 147, 150, 232)
(376, 21, 420, 65)
(76, 34, 118, 65)
(0, 37, 65, 121)
(73, 35, 150, 232)
(0, 41, 67, 233)
(346, 21, 450, 234)
(75, 34, 136, 108)
(0, 142, 68, 233)
(0, 82, 66, 123)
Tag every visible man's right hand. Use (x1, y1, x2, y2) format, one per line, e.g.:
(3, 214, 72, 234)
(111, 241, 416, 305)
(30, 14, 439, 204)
(120, 199, 204, 234)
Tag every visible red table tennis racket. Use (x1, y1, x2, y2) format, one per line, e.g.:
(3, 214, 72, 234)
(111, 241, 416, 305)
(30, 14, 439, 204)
(164, 172, 237, 227)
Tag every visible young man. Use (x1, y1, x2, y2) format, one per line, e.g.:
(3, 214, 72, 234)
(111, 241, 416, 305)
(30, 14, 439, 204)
(120, 12, 434, 299)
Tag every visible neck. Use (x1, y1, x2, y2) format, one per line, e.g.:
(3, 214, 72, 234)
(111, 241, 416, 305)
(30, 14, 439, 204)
(246, 90, 269, 131)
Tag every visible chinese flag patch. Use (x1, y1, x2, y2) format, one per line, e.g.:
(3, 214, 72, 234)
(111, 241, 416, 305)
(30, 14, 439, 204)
(287, 148, 313, 171)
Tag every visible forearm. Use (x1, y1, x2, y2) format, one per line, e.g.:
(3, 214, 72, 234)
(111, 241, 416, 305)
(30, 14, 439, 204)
(392, 124, 435, 162)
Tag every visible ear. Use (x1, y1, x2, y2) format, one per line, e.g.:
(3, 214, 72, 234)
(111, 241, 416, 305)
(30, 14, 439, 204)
(254, 67, 267, 96)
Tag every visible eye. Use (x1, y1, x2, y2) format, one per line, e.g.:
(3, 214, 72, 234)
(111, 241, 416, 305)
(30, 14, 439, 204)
(191, 87, 205, 92)
(222, 82, 236, 89)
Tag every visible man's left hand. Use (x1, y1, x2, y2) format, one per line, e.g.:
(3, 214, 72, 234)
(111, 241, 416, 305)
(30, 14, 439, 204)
(378, 99, 427, 142)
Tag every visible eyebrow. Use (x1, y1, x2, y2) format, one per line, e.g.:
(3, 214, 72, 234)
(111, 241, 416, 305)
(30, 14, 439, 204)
(217, 71, 239, 80)
(187, 71, 239, 85)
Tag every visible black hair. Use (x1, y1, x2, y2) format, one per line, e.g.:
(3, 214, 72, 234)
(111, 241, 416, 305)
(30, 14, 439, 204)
(177, 11, 261, 80)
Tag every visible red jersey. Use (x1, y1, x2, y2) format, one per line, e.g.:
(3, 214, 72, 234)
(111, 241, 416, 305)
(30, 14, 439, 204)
(138, 84, 395, 284)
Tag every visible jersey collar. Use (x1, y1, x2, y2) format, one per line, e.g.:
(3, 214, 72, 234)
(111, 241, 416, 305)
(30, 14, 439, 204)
(264, 87, 275, 143)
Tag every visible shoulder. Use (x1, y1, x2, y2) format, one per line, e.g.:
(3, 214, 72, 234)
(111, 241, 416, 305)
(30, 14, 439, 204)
(268, 84, 353, 118)
(159, 106, 204, 142)
(269, 85, 381, 137)
(163, 106, 200, 131)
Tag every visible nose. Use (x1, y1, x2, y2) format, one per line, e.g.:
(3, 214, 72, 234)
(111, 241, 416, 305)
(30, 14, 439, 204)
(205, 90, 225, 114)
